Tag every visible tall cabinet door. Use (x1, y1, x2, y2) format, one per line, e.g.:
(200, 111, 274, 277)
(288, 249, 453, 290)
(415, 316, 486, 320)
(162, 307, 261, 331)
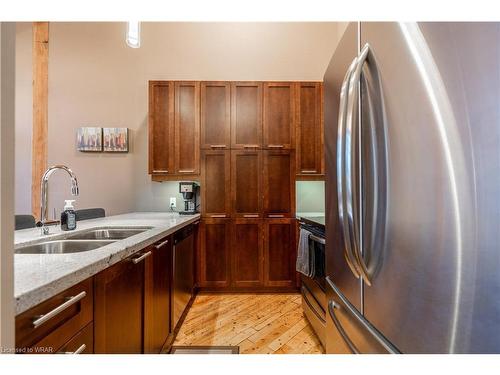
(230, 82, 263, 149)
(231, 219, 263, 288)
(263, 150, 295, 218)
(263, 82, 295, 149)
(174, 81, 200, 175)
(149, 81, 174, 175)
(231, 150, 262, 218)
(201, 81, 231, 149)
(296, 82, 324, 176)
(198, 218, 231, 288)
(264, 218, 297, 288)
(201, 150, 231, 218)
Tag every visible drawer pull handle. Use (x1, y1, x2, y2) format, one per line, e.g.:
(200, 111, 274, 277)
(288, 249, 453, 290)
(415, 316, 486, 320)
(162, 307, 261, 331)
(155, 239, 169, 250)
(301, 170, 317, 173)
(268, 214, 285, 218)
(152, 170, 169, 174)
(210, 214, 227, 218)
(132, 251, 152, 264)
(210, 145, 227, 149)
(268, 144, 284, 148)
(32, 291, 87, 329)
(65, 344, 86, 354)
(178, 169, 195, 173)
(243, 214, 259, 218)
(243, 144, 260, 148)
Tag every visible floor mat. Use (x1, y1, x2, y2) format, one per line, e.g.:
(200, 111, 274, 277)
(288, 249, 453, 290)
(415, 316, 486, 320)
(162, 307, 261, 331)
(170, 346, 239, 354)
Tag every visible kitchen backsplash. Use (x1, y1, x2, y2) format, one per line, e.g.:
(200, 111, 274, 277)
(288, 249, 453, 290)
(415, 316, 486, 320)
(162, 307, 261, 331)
(296, 181, 325, 214)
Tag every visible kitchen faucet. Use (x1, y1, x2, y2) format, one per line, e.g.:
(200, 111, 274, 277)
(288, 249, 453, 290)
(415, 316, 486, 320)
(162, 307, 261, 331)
(38, 165, 79, 235)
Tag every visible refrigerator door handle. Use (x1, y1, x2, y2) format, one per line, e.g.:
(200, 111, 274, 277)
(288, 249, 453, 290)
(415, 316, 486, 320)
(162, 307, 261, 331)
(328, 300, 360, 354)
(337, 56, 362, 279)
(345, 43, 373, 286)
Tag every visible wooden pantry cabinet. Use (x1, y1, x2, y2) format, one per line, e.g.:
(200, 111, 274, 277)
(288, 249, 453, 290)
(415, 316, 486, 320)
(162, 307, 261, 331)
(201, 149, 231, 218)
(231, 149, 262, 218)
(263, 149, 296, 218)
(200, 81, 231, 149)
(263, 82, 295, 149)
(149, 81, 200, 181)
(230, 82, 263, 149)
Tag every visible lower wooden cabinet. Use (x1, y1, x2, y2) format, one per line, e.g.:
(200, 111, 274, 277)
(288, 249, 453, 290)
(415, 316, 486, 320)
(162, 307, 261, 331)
(94, 250, 149, 354)
(56, 323, 94, 354)
(144, 237, 172, 353)
(231, 219, 263, 288)
(264, 218, 297, 288)
(198, 218, 231, 288)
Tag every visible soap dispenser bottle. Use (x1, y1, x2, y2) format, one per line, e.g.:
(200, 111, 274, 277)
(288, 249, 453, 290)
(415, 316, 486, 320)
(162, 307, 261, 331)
(61, 199, 77, 231)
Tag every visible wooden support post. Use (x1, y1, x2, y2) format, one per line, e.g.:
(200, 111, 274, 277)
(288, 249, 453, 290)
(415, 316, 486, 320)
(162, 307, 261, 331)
(32, 22, 49, 220)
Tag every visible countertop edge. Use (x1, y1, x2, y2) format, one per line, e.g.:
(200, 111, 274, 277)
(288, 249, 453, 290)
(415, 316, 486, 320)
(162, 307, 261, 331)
(15, 214, 200, 315)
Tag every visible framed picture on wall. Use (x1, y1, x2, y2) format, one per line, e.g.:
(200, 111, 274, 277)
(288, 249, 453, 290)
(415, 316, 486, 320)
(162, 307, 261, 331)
(76, 127, 102, 151)
(103, 127, 129, 152)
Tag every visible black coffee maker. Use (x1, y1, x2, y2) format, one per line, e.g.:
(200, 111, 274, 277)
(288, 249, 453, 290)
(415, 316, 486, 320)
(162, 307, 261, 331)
(179, 182, 199, 215)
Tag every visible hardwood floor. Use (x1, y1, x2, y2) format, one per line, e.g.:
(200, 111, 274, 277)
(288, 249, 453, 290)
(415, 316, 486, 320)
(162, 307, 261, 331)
(173, 293, 324, 354)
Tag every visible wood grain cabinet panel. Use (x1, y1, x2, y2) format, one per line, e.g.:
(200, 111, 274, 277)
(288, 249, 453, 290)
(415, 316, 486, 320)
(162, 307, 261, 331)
(230, 82, 263, 149)
(198, 218, 231, 288)
(295, 82, 324, 177)
(231, 150, 262, 218)
(264, 218, 297, 288)
(56, 323, 94, 354)
(263, 150, 295, 218)
(263, 82, 295, 149)
(231, 219, 263, 287)
(144, 237, 171, 354)
(94, 252, 148, 354)
(174, 81, 200, 175)
(15, 278, 93, 353)
(148, 81, 174, 175)
(201, 150, 231, 218)
(201, 81, 231, 149)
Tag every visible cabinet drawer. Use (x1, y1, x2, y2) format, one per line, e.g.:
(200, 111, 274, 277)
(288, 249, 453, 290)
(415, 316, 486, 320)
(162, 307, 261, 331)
(57, 323, 94, 354)
(15, 278, 93, 352)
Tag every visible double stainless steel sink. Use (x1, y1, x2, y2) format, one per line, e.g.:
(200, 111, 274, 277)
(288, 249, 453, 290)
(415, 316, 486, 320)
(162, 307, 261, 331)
(15, 227, 153, 254)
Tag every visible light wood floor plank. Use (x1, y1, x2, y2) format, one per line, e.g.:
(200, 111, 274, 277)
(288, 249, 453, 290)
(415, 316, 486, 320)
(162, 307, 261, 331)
(174, 293, 324, 354)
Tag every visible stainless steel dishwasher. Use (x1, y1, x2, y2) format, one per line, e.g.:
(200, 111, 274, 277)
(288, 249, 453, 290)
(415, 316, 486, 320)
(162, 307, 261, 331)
(171, 223, 195, 331)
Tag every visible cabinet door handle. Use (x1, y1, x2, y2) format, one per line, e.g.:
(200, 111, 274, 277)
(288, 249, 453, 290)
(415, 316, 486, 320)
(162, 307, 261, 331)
(210, 145, 227, 149)
(132, 251, 152, 264)
(243, 214, 259, 218)
(210, 214, 227, 218)
(300, 170, 317, 173)
(152, 170, 169, 174)
(64, 344, 86, 354)
(178, 169, 195, 173)
(243, 144, 260, 148)
(268, 214, 285, 218)
(155, 239, 169, 250)
(32, 291, 87, 329)
(268, 144, 284, 148)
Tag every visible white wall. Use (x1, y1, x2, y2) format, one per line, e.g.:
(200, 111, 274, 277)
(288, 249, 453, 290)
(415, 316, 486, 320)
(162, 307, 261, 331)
(1, 21, 16, 352)
(16, 22, 343, 217)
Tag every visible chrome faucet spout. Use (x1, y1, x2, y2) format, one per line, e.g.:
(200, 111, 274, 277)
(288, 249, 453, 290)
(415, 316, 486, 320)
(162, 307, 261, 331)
(39, 165, 79, 235)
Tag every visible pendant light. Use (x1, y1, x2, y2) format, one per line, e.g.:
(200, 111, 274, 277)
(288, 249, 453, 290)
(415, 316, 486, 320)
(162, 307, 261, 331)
(126, 21, 141, 48)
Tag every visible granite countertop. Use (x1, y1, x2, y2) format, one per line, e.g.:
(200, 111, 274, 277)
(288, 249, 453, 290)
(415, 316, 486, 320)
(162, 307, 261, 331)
(14, 212, 200, 315)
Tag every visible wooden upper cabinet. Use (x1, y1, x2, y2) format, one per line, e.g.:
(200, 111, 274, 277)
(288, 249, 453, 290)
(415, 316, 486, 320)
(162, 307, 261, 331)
(263, 82, 295, 149)
(201, 150, 231, 218)
(231, 150, 262, 217)
(263, 150, 295, 218)
(231, 219, 263, 288)
(198, 218, 231, 288)
(264, 218, 297, 288)
(174, 81, 200, 175)
(230, 82, 263, 149)
(149, 81, 174, 175)
(295, 82, 324, 177)
(201, 82, 231, 149)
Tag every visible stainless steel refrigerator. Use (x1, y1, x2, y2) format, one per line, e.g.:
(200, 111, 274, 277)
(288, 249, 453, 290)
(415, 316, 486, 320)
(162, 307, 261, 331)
(324, 22, 500, 354)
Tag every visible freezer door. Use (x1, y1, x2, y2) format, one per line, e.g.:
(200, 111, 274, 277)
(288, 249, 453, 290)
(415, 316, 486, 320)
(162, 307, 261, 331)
(360, 22, 500, 353)
(324, 22, 363, 313)
(325, 277, 398, 354)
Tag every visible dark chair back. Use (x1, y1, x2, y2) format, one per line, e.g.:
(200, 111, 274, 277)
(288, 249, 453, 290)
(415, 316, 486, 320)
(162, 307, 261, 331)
(15, 215, 36, 230)
(75, 208, 106, 221)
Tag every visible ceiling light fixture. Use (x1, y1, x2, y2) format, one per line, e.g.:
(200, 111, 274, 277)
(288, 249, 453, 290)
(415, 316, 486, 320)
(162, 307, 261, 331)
(126, 21, 141, 48)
